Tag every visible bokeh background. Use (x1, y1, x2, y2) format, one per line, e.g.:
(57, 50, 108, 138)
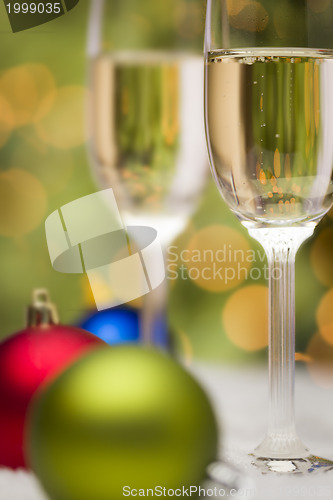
(0, 0, 333, 391)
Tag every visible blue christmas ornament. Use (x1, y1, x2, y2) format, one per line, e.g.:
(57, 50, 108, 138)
(80, 308, 140, 345)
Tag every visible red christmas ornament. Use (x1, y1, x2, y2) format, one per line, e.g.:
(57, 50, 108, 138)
(0, 290, 105, 469)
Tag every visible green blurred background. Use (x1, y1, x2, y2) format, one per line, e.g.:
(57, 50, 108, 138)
(0, 0, 333, 387)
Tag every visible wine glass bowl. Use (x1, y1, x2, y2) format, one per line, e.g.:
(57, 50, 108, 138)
(205, 48, 333, 229)
(89, 50, 208, 243)
(204, 0, 333, 473)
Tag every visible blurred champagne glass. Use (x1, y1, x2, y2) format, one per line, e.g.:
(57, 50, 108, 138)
(87, 0, 209, 345)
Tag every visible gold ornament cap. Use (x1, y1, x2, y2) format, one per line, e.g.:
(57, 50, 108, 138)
(27, 289, 59, 327)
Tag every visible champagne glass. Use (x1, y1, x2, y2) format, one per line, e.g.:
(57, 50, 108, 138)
(87, 0, 209, 345)
(204, 0, 333, 472)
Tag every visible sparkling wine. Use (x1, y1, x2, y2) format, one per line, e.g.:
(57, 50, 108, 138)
(89, 51, 207, 234)
(205, 49, 333, 226)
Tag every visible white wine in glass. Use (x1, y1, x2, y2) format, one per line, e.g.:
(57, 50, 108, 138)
(206, 49, 333, 226)
(89, 50, 208, 246)
(205, 0, 333, 474)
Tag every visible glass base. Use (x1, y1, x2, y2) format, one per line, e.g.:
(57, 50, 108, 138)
(254, 433, 309, 459)
(251, 455, 333, 474)
(201, 452, 333, 498)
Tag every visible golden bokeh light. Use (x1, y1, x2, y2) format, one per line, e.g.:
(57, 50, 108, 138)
(82, 240, 144, 310)
(306, 333, 333, 389)
(226, 0, 252, 16)
(295, 352, 312, 363)
(82, 275, 97, 309)
(310, 227, 333, 287)
(0, 64, 55, 126)
(259, 169, 267, 185)
(85, 280, 145, 311)
(35, 86, 88, 150)
(186, 225, 252, 293)
(108, 241, 146, 306)
(223, 285, 268, 351)
(316, 288, 333, 346)
(0, 94, 14, 148)
(87, 238, 147, 308)
(11, 142, 76, 195)
(228, 1, 269, 33)
(82, 271, 143, 311)
(29, 64, 56, 119)
(0, 169, 47, 237)
(82, 270, 115, 310)
(274, 2, 308, 40)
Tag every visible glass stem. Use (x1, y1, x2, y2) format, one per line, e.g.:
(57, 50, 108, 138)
(141, 280, 169, 348)
(248, 226, 314, 459)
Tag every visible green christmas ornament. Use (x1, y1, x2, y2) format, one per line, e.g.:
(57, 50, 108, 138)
(27, 346, 218, 500)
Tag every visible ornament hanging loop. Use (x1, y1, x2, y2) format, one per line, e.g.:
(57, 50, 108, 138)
(27, 289, 59, 327)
